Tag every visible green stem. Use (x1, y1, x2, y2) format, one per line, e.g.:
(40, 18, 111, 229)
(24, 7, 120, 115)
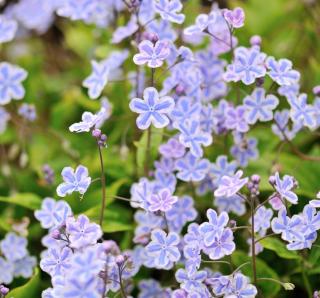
(301, 259, 312, 297)
(250, 200, 258, 285)
(97, 143, 106, 228)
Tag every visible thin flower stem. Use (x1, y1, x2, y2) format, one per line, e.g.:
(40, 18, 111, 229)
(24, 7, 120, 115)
(301, 258, 312, 297)
(202, 259, 233, 271)
(231, 226, 250, 231)
(254, 193, 276, 213)
(101, 261, 108, 298)
(233, 261, 251, 274)
(97, 143, 107, 228)
(118, 266, 127, 298)
(236, 192, 251, 205)
(257, 277, 284, 286)
(250, 200, 258, 285)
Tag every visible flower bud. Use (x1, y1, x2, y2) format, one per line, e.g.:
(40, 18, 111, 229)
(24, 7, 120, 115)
(269, 175, 276, 186)
(251, 174, 261, 184)
(116, 255, 125, 265)
(175, 84, 185, 95)
(103, 240, 120, 255)
(283, 282, 295, 290)
(0, 285, 9, 295)
(313, 85, 320, 96)
(51, 229, 61, 240)
(92, 128, 102, 138)
(250, 35, 262, 47)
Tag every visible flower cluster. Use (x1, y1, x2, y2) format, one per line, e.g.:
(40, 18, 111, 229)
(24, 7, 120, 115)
(0, 232, 36, 285)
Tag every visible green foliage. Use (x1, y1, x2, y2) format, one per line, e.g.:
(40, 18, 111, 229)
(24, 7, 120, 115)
(260, 237, 301, 260)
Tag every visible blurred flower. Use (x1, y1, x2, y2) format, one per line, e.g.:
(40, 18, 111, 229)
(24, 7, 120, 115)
(147, 188, 178, 212)
(223, 7, 245, 28)
(155, 0, 185, 24)
(1, 232, 27, 261)
(0, 15, 17, 43)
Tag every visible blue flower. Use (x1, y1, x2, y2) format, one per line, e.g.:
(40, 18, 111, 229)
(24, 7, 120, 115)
(225, 106, 249, 132)
(146, 229, 181, 269)
(184, 223, 205, 248)
(159, 137, 186, 159)
(129, 87, 175, 130)
(69, 111, 99, 133)
(130, 178, 154, 210)
(0, 15, 17, 43)
(230, 136, 258, 167)
(147, 188, 178, 212)
(229, 273, 257, 298)
(273, 172, 298, 204)
(214, 170, 248, 198)
(0, 257, 14, 284)
(223, 7, 245, 28)
(214, 194, 246, 216)
(62, 276, 100, 298)
(175, 269, 207, 294)
(40, 247, 72, 277)
(56, 165, 91, 197)
(112, 15, 138, 44)
(251, 206, 273, 236)
(271, 208, 304, 242)
(70, 247, 104, 282)
(147, 20, 177, 42)
(175, 152, 210, 182)
(288, 93, 317, 129)
(202, 228, 235, 260)
(66, 215, 102, 249)
(210, 155, 237, 186)
(183, 243, 201, 273)
(199, 209, 229, 246)
(155, 0, 185, 24)
(170, 97, 201, 128)
(35, 197, 72, 229)
(138, 279, 172, 298)
(1, 232, 27, 261)
(266, 57, 300, 86)
(224, 46, 266, 85)
(18, 103, 37, 121)
(301, 204, 320, 235)
(83, 60, 109, 99)
(184, 12, 216, 35)
(13, 255, 36, 278)
(133, 40, 170, 68)
(0, 62, 27, 105)
(178, 121, 212, 157)
(166, 196, 198, 233)
(243, 88, 279, 124)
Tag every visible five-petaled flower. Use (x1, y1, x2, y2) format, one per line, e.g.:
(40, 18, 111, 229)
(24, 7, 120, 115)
(133, 40, 170, 68)
(69, 111, 98, 133)
(129, 87, 175, 130)
(214, 170, 248, 198)
(147, 188, 178, 212)
(66, 215, 102, 249)
(83, 60, 109, 99)
(224, 46, 266, 85)
(266, 57, 300, 86)
(0, 62, 28, 105)
(0, 15, 17, 43)
(56, 165, 91, 197)
(243, 88, 279, 124)
(146, 229, 181, 269)
(155, 0, 185, 24)
(273, 172, 298, 204)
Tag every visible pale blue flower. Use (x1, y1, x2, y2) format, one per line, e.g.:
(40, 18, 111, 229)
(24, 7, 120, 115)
(184, 13, 216, 35)
(159, 137, 185, 159)
(83, 60, 109, 99)
(199, 209, 229, 246)
(13, 255, 36, 278)
(178, 121, 213, 158)
(138, 279, 172, 298)
(70, 247, 104, 282)
(183, 243, 201, 273)
(0, 15, 17, 43)
(133, 40, 170, 68)
(0, 62, 27, 105)
(40, 247, 72, 277)
(202, 228, 235, 260)
(130, 178, 154, 210)
(69, 111, 98, 133)
(1, 232, 27, 261)
(56, 165, 91, 197)
(155, 0, 185, 24)
(175, 269, 207, 294)
(154, 170, 177, 193)
(274, 172, 298, 204)
(210, 155, 237, 186)
(214, 170, 248, 198)
(301, 204, 320, 235)
(230, 136, 258, 167)
(146, 229, 181, 269)
(112, 15, 138, 44)
(147, 188, 178, 212)
(224, 46, 266, 85)
(166, 196, 198, 233)
(214, 194, 246, 216)
(229, 273, 257, 298)
(251, 206, 273, 236)
(0, 257, 14, 284)
(288, 93, 317, 129)
(66, 215, 102, 249)
(35, 197, 72, 229)
(243, 88, 279, 124)
(225, 106, 249, 132)
(271, 208, 304, 242)
(129, 87, 175, 130)
(175, 152, 210, 182)
(266, 57, 300, 86)
(62, 276, 100, 298)
(170, 97, 201, 127)
(147, 20, 177, 42)
(223, 7, 245, 28)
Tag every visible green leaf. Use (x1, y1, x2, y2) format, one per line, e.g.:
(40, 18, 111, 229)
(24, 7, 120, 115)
(0, 193, 42, 210)
(134, 127, 163, 175)
(260, 237, 301, 260)
(85, 203, 132, 233)
(231, 251, 281, 297)
(9, 268, 40, 298)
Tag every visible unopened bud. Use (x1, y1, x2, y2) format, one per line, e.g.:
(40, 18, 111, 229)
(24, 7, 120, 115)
(269, 175, 276, 186)
(116, 255, 125, 265)
(250, 35, 262, 47)
(92, 129, 102, 138)
(283, 282, 295, 290)
(0, 285, 9, 295)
